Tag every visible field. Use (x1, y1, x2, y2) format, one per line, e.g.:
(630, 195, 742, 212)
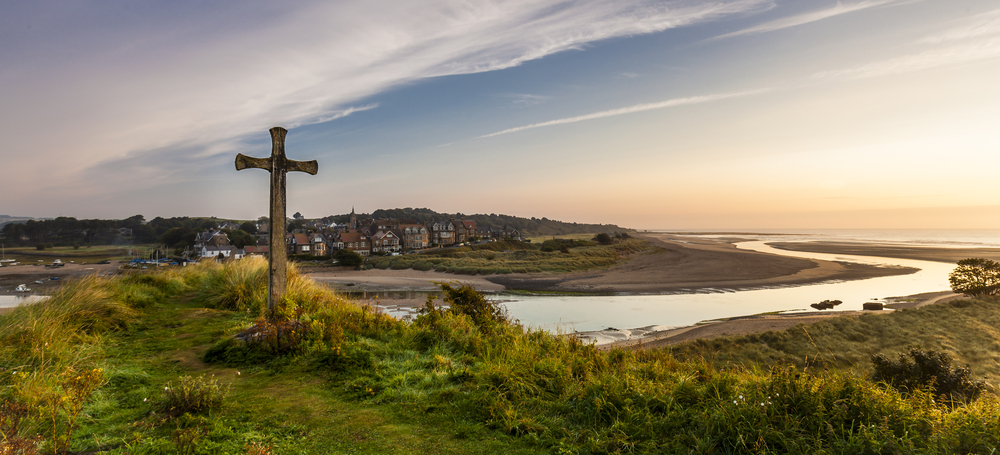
(523, 233, 603, 244)
(366, 238, 649, 275)
(0, 244, 152, 264)
(2, 260, 1000, 454)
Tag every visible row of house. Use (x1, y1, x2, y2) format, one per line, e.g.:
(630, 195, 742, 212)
(193, 210, 522, 260)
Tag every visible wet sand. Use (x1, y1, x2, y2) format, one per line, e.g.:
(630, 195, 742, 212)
(768, 242, 1000, 264)
(0, 262, 119, 294)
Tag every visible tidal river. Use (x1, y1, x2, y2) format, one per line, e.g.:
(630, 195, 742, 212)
(501, 239, 956, 333)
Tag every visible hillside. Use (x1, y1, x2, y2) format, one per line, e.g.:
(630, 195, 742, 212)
(3, 262, 1000, 454)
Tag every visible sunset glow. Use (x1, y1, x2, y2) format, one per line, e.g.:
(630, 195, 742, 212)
(2, 1, 998, 229)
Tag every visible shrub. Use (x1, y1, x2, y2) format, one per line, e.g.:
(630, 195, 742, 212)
(593, 233, 613, 245)
(412, 261, 434, 271)
(871, 347, 986, 404)
(437, 282, 507, 331)
(160, 375, 231, 415)
(334, 248, 364, 267)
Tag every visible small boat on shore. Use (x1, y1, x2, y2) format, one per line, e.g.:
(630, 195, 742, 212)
(14, 284, 30, 292)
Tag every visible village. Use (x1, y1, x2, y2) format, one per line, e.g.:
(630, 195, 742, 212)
(194, 208, 523, 260)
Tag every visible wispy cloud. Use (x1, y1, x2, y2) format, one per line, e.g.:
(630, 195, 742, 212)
(715, 0, 909, 40)
(812, 37, 1000, 80)
(505, 93, 551, 107)
(480, 89, 769, 138)
(0, 0, 769, 189)
(918, 8, 1000, 44)
(810, 8, 1000, 81)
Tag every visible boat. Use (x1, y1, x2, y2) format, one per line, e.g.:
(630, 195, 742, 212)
(14, 284, 30, 292)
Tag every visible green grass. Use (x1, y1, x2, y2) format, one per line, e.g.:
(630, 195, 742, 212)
(4, 262, 1000, 454)
(667, 298, 1000, 387)
(524, 233, 603, 244)
(369, 238, 650, 275)
(1, 244, 146, 263)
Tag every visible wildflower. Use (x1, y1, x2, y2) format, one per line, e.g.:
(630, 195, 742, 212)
(237, 371, 241, 376)
(164, 386, 169, 391)
(739, 395, 743, 400)
(143, 398, 147, 402)
(733, 400, 737, 405)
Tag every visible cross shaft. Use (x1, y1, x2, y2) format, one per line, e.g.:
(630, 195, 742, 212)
(235, 126, 318, 314)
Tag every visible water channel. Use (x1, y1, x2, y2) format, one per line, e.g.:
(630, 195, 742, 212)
(500, 240, 956, 333)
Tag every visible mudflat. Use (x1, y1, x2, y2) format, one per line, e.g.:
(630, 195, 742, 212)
(0, 262, 119, 294)
(768, 242, 1000, 264)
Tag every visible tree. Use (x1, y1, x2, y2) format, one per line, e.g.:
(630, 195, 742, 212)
(239, 221, 258, 235)
(334, 248, 364, 267)
(949, 258, 1000, 296)
(224, 229, 256, 249)
(293, 212, 304, 220)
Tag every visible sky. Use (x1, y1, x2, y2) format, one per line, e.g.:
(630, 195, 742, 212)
(2, 0, 999, 230)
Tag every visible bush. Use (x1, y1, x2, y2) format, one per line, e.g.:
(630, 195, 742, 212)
(437, 282, 507, 331)
(871, 347, 986, 404)
(593, 233, 613, 245)
(334, 248, 364, 267)
(161, 375, 231, 415)
(412, 261, 434, 271)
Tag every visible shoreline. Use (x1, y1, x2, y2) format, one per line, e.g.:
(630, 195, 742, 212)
(768, 241, 1000, 264)
(588, 290, 965, 348)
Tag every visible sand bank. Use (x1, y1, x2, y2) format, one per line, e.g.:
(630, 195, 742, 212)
(768, 242, 1000, 264)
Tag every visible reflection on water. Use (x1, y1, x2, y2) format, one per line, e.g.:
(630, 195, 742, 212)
(339, 290, 445, 301)
(0, 294, 48, 309)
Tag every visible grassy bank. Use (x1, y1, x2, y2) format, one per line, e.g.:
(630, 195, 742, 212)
(3, 259, 1000, 454)
(367, 238, 649, 275)
(668, 298, 1000, 386)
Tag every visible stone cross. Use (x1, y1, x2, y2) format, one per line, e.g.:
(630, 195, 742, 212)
(235, 126, 318, 313)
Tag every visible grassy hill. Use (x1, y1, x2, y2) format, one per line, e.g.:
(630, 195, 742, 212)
(3, 261, 1000, 454)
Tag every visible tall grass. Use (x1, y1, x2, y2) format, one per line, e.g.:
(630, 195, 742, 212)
(669, 297, 1000, 385)
(198, 268, 1000, 454)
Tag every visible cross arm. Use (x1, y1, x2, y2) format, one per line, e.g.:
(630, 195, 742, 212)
(286, 159, 318, 175)
(235, 154, 272, 171)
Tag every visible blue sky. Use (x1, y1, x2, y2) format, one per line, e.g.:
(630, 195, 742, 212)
(2, 0, 999, 229)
